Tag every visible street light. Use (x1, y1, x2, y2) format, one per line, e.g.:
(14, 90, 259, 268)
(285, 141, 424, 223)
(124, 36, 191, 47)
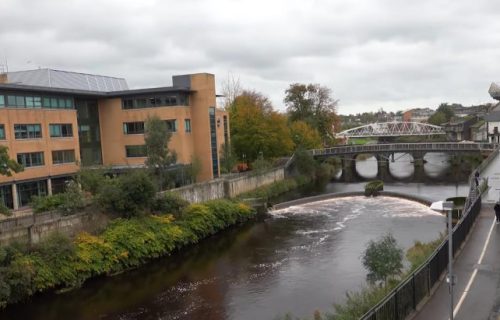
(442, 200, 455, 320)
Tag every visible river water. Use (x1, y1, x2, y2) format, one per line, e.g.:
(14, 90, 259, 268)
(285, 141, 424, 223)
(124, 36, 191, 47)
(2, 153, 469, 320)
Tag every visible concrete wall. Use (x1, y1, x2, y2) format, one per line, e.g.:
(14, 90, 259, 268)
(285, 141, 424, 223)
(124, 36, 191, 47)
(168, 167, 285, 203)
(0, 210, 109, 245)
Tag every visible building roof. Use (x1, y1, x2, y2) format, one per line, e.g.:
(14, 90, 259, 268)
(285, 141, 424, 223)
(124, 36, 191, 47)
(5, 69, 129, 92)
(470, 120, 485, 128)
(484, 111, 500, 122)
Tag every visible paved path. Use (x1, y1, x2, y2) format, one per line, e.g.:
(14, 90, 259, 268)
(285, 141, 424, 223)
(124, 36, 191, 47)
(413, 154, 500, 320)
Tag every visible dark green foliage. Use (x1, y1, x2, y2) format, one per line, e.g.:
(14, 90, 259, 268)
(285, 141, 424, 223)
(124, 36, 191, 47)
(31, 181, 85, 215)
(364, 180, 384, 197)
(0, 199, 255, 308)
(151, 192, 189, 217)
(78, 168, 108, 195)
(98, 170, 156, 217)
(362, 233, 403, 285)
(294, 148, 316, 176)
(0, 203, 11, 216)
(0, 146, 23, 177)
(144, 115, 177, 190)
(220, 143, 238, 174)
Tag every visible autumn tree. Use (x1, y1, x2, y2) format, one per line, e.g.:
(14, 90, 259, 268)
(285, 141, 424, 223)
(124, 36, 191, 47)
(219, 142, 238, 173)
(284, 83, 340, 146)
(230, 91, 293, 163)
(144, 115, 177, 189)
(289, 121, 322, 150)
(0, 146, 22, 176)
(221, 72, 242, 110)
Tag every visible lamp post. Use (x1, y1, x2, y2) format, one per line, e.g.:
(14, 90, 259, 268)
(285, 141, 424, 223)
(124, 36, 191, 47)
(443, 201, 455, 320)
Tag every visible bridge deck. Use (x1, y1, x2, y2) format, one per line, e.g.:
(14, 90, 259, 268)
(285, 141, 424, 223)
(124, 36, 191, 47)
(412, 153, 500, 320)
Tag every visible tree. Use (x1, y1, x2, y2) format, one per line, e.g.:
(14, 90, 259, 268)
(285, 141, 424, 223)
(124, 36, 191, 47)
(289, 121, 322, 150)
(0, 146, 22, 176)
(230, 91, 293, 163)
(220, 72, 242, 110)
(362, 233, 403, 285)
(144, 115, 177, 190)
(428, 103, 455, 126)
(284, 83, 340, 146)
(219, 142, 237, 174)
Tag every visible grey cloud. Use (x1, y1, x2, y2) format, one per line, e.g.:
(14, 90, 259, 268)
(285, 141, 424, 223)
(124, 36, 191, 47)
(1, 0, 500, 114)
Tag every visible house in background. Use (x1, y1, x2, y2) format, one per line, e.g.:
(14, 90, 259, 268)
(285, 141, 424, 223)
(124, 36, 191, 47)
(485, 83, 500, 143)
(0, 69, 229, 209)
(402, 108, 433, 123)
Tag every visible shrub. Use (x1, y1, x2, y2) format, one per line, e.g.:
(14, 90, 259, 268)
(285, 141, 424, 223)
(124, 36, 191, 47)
(98, 170, 156, 218)
(364, 180, 384, 197)
(362, 233, 403, 285)
(78, 168, 108, 195)
(151, 192, 189, 217)
(406, 234, 444, 271)
(0, 203, 12, 216)
(31, 181, 85, 215)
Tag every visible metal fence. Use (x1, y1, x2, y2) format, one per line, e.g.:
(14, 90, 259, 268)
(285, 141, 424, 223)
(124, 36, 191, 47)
(359, 147, 498, 320)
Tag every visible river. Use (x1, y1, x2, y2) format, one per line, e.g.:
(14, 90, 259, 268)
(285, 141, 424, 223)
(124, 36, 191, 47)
(1, 153, 469, 320)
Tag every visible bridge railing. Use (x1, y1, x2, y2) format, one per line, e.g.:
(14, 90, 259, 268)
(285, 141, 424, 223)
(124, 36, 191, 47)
(310, 142, 497, 157)
(359, 146, 499, 320)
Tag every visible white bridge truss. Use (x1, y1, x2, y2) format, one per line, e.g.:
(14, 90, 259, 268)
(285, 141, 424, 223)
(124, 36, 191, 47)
(336, 122, 445, 138)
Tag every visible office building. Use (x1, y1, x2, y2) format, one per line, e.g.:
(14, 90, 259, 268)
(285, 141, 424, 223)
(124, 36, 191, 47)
(0, 69, 229, 209)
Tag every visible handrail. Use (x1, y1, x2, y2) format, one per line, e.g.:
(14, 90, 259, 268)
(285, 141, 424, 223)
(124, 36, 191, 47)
(359, 146, 499, 320)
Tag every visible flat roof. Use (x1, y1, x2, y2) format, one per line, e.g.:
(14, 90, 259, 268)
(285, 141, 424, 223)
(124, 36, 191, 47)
(0, 83, 193, 98)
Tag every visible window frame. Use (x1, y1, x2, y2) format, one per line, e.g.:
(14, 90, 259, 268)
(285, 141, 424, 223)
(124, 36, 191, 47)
(52, 150, 75, 164)
(17, 152, 45, 168)
(125, 145, 147, 158)
(14, 124, 42, 139)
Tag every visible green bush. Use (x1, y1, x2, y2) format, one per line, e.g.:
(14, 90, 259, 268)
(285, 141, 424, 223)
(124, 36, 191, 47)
(0, 203, 12, 216)
(151, 192, 189, 217)
(78, 168, 108, 195)
(364, 180, 384, 197)
(98, 170, 156, 218)
(31, 181, 85, 215)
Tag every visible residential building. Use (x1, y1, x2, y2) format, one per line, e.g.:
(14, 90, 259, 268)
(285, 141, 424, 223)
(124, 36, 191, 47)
(441, 116, 479, 141)
(485, 82, 500, 143)
(402, 108, 433, 123)
(0, 69, 229, 209)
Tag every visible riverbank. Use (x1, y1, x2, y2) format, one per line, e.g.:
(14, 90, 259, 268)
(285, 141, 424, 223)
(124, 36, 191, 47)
(0, 199, 255, 309)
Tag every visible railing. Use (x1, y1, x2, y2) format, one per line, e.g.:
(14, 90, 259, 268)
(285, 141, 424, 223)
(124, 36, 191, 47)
(310, 142, 498, 157)
(359, 147, 498, 320)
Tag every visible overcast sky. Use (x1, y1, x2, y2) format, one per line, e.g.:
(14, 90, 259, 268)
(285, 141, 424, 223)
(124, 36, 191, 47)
(1, 0, 500, 114)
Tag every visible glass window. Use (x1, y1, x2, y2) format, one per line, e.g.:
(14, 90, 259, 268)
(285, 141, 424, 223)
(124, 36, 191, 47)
(78, 125, 91, 143)
(123, 122, 145, 134)
(165, 119, 177, 133)
(43, 97, 51, 108)
(50, 98, 58, 108)
(16, 96, 25, 107)
(58, 98, 66, 109)
(7, 96, 16, 107)
(0, 185, 13, 209)
(26, 97, 34, 107)
(0, 124, 5, 139)
(184, 119, 191, 133)
(0, 95, 4, 107)
(65, 99, 73, 109)
(50, 124, 73, 137)
(17, 152, 44, 167)
(123, 99, 134, 109)
(34, 97, 42, 108)
(14, 124, 42, 139)
(52, 150, 75, 164)
(125, 145, 147, 157)
(17, 180, 47, 207)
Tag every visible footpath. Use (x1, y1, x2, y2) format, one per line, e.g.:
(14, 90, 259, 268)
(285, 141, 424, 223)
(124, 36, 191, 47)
(413, 157, 500, 320)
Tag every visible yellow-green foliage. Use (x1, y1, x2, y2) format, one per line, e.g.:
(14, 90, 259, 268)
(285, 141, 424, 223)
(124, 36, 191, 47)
(0, 199, 255, 308)
(406, 235, 444, 271)
(238, 178, 301, 201)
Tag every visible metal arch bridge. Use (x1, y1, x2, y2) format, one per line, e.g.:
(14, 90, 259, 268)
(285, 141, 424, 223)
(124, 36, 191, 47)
(336, 122, 445, 138)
